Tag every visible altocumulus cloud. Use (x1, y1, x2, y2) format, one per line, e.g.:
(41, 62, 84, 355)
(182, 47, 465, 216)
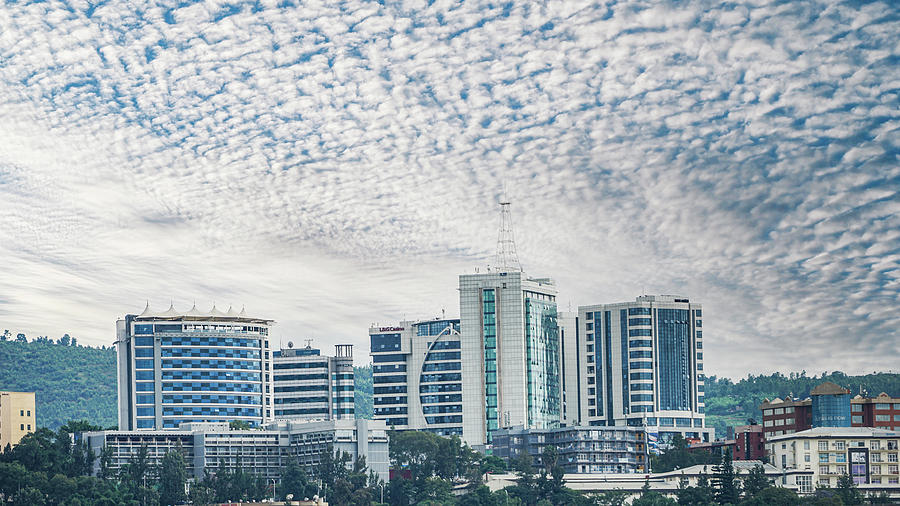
(0, 0, 897, 377)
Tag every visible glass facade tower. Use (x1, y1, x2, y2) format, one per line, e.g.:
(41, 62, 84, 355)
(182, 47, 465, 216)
(459, 271, 560, 448)
(577, 296, 712, 445)
(272, 343, 354, 421)
(116, 304, 274, 430)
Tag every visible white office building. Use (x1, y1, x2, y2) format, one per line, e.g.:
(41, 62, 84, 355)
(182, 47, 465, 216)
(370, 318, 463, 437)
(459, 270, 561, 447)
(273, 343, 355, 421)
(577, 295, 712, 444)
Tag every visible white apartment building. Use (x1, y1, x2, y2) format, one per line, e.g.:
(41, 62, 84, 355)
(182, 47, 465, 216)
(767, 427, 900, 496)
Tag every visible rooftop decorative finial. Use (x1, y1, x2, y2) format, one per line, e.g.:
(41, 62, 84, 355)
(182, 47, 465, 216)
(494, 201, 522, 272)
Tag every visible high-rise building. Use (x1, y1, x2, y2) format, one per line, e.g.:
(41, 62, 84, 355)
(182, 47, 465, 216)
(577, 295, 711, 443)
(0, 391, 35, 448)
(115, 303, 274, 430)
(459, 270, 560, 447)
(369, 318, 463, 437)
(558, 311, 581, 427)
(273, 343, 355, 421)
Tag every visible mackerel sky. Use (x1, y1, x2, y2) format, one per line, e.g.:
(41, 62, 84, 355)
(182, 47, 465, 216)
(0, 0, 898, 378)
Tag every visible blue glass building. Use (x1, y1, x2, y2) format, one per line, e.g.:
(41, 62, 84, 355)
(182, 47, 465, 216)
(116, 303, 273, 430)
(811, 382, 851, 427)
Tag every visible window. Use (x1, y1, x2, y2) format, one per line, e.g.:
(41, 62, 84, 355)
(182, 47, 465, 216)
(875, 403, 890, 410)
(889, 453, 898, 463)
(20, 424, 24, 430)
(872, 441, 881, 450)
(804, 441, 810, 450)
(26, 410, 31, 416)
(833, 441, 845, 450)
(889, 465, 899, 475)
(775, 408, 784, 415)
(819, 454, 829, 463)
(27, 425, 30, 430)
(819, 441, 829, 451)
(19, 410, 23, 416)
(852, 415, 863, 424)
(805, 454, 811, 462)
(852, 404, 863, 412)
(877, 415, 891, 422)
(819, 465, 829, 474)
(797, 475, 812, 494)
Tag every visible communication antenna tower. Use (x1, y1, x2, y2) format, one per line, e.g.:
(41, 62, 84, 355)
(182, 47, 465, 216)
(494, 201, 522, 272)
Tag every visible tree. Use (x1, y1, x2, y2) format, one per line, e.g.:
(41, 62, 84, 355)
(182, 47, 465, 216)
(835, 473, 863, 505)
(15, 333, 26, 342)
(57, 334, 71, 346)
(713, 451, 740, 505)
(280, 459, 316, 501)
(228, 420, 253, 430)
(741, 464, 771, 499)
(632, 480, 678, 506)
(740, 486, 800, 505)
(159, 447, 188, 506)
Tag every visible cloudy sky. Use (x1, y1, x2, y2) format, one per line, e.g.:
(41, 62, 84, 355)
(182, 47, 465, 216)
(0, 0, 897, 379)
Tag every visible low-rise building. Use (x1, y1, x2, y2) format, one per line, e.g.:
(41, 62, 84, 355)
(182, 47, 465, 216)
(0, 391, 35, 448)
(82, 418, 389, 483)
(491, 425, 648, 474)
(767, 427, 900, 497)
(851, 393, 900, 431)
(733, 424, 766, 461)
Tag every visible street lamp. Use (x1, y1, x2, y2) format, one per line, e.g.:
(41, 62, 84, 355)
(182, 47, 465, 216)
(378, 483, 384, 504)
(269, 478, 276, 502)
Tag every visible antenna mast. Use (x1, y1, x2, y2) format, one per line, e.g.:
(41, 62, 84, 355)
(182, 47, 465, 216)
(495, 201, 522, 272)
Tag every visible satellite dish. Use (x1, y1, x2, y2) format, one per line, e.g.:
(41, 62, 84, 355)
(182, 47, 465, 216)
(287, 341, 294, 348)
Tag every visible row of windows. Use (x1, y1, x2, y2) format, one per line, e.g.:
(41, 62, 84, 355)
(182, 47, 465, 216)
(163, 394, 261, 404)
(422, 373, 462, 383)
(630, 361, 652, 370)
(628, 308, 651, 316)
(161, 336, 262, 348)
(375, 396, 406, 405)
(163, 370, 261, 382)
(275, 408, 329, 416)
(630, 340, 652, 348)
(385, 417, 408, 426)
(629, 329, 652, 337)
(629, 351, 652, 359)
(429, 341, 461, 350)
(274, 384, 327, 393)
(416, 321, 460, 336)
(422, 361, 460, 372)
(162, 406, 261, 417)
(161, 348, 260, 359)
(135, 348, 154, 357)
(374, 375, 407, 384)
(163, 382, 261, 392)
(274, 396, 328, 404)
(631, 394, 654, 402)
(372, 354, 406, 363)
(371, 334, 401, 352)
(374, 385, 407, 394)
(425, 351, 461, 361)
(161, 359, 260, 371)
(273, 373, 328, 381)
(631, 372, 653, 380)
(629, 318, 652, 326)
(420, 383, 461, 393)
(273, 361, 327, 370)
(423, 404, 462, 414)
(421, 394, 463, 404)
(374, 364, 406, 373)
(427, 415, 462, 424)
(135, 359, 155, 369)
(375, 406, 408, 415)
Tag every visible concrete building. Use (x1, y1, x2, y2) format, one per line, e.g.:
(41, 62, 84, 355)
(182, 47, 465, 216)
(558, 311, 580, 428)
(733, 424, 766, 461)
(491, 425, 649, 474)
(767, 427, 900, 496)
(369, 318, 463, 437)
(116, 303, 274, 430)
(459, 270, 560, 447)
(760, 382, 900, 441)
(273, 343, 354, 421)
(852, 393, 900, 431)
(0, 391, 36, 448)
(483, 460, 809, 498)
(82, 418, 390, 483)
(577, 295, 712, 444)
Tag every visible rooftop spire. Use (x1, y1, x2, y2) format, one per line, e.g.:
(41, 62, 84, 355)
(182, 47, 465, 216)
(494, 201, 522, 272)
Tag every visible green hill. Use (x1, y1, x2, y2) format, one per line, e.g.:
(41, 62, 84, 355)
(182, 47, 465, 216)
(0, 338, 117, 429)
(2, 336, 897, 435)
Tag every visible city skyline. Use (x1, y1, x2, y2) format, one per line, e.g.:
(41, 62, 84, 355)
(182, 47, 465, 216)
(1, 0, 898, 379)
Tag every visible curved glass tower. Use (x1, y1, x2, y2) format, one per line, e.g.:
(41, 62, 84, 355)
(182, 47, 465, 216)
(116, 304, 273, 430)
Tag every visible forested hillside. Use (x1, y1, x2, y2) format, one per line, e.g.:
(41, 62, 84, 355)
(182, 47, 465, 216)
(704, 371, 900, 436)
(3, 335, 896, 435)
(0, 338, 117, 429)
